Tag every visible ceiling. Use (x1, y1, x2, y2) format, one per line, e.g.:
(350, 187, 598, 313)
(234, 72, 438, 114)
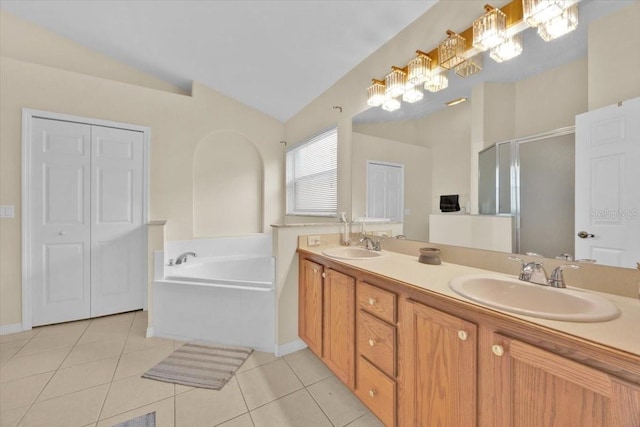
(0, 0, 439, 122)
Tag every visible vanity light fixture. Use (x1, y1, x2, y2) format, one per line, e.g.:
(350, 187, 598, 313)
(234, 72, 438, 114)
(455, 54, 483, 78)
(438, 30, 466, 70)
(537, 3, 578, 41)
(424, 73, 449, 93)
(385, 66, 408, 98)
(473, 4, 508, 51)
(446, 97, 468, 106)
(490, 33, 524, 62)
(402, 84, 424, 103)
(366, 79, 386, 107)
(381, 95, 401, 112)
(522, 0, 566, 27)
(407, 50, 432, 85)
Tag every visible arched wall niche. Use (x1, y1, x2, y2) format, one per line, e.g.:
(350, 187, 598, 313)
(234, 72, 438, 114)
(193, 130, 264, 237)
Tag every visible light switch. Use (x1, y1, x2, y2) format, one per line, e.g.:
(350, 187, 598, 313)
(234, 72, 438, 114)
(0, 205, 15, 218)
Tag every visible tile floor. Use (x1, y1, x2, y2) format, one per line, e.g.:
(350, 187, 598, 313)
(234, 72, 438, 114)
(0, 311, 384, 427)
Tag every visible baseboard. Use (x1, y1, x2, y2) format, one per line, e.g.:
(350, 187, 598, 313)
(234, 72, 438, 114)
(275, 338, 307, 357)
(0, 323, 26, 336)
(146, 327, 154, 338)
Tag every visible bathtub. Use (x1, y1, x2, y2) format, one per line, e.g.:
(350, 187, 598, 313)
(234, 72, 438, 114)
(151, 235, 275, 353)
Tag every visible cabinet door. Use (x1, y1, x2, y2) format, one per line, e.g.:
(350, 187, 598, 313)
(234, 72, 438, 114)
(488, 334, 640, 427)
(400, 299, 477, 427)
(323, 268, 356, 388)
(299, 259, 323, 357)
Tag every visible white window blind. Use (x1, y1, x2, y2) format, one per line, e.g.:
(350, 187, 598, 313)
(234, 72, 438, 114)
(286, 127, 337, 216)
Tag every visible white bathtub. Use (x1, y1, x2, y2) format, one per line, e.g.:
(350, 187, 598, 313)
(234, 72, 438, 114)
(151, 235, 275, 353)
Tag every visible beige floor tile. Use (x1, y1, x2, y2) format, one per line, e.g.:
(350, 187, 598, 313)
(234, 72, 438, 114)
(250, 389, 332, 427)
(37, 357, 119, 401)
(236, 351, 278, 373)
(130, 311, 148, 332)
(0, 371, 54, 413)
(61, 337, 127, 368)
(175, 376, 248, 426)
(15, 330, 83, 357)
(122, 334, 174, 354)
(0, 339, 30, 367)
(307, 376, 368, 427)
(236, 359, 303, 410)
(113, 342, 174, 380)
(34, 319, 90, 337)
(100, 375, 174, 419)
(174, 383, 194, 395)
(283, 348, 333, 386)
(90, 312, 136, 326)
(216, 413, 254, 427)
(345, 412, 385, 427)
(0, 347, 71, 383)
(96, 396, 173, 427)
(0, 330, 38, 344)
(18, 383, 108, 427)
(0, 405, 29, 427)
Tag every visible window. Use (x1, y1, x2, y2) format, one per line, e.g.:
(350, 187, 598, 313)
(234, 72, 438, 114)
(286, 127, 337, 216)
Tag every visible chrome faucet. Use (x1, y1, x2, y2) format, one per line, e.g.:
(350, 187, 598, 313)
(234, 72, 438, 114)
(175, 252, 197, 265)
(357, 236, 381, 251)
(509, 256, 580, 288)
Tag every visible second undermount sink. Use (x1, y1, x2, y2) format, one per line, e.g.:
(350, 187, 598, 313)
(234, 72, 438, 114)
(322, 246, 387, 260)
(449, 274, 620, 322)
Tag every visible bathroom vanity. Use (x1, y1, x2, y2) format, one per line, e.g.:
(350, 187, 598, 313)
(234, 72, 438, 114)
(297, 245, 640, 427)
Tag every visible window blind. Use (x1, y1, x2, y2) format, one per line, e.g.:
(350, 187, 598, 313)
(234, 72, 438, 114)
(286, 127, 337, 216)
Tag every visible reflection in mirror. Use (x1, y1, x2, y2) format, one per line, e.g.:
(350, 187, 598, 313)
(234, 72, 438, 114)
(349, 1, 635, 268)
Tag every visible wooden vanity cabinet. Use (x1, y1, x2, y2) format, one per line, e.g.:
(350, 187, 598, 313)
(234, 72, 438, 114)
(398, 298, 477, 427)
(297, 251, 640, 427)
(483, 332, 640, 427)
(298, 257, 356, 388)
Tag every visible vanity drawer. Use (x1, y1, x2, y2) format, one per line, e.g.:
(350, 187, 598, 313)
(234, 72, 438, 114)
(358, 310, 396, 377)
(358, 281, 396, 324)
(356, 356, 396, 427)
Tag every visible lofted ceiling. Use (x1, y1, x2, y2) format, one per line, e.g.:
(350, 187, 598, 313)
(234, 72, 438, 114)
(0, 0, 439, 122)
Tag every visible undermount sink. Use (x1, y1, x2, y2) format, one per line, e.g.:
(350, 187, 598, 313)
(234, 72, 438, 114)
(449, 274, 620, 322)
(322, 247, 387, 260)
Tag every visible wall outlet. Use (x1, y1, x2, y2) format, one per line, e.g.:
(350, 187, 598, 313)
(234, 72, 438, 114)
(0, 205, 15, 218)
(307, 235, 321, 247)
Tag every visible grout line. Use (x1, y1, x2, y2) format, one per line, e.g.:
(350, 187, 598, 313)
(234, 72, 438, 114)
(304, 385, 338, 427)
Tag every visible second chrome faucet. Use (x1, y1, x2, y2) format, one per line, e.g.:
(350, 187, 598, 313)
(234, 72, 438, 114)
(508, 256, 580, 288)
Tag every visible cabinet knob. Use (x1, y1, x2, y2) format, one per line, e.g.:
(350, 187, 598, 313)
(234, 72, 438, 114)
(368, 298, 376, 306)
(368, 339, 375, 347)
(492, 344, 505, 357)
(322, 272, 326, 278)
(368, 389, 376, 398)
(457, 330, 468, 341)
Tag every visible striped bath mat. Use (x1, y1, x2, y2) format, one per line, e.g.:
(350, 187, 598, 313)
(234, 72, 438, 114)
(142, 342, 253, 390)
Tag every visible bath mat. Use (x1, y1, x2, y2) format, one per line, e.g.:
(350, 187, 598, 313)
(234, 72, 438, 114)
(142, 342, 253, 390)
(112, 411, 155, 427)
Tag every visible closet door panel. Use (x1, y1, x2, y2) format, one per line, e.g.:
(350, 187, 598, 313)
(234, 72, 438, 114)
(91, 126, 145, 316)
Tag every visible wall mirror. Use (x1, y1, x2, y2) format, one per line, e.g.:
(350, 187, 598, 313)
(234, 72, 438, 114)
(350, 1, 637, 269)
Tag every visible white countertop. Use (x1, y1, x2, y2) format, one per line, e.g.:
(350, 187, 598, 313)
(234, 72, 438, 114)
(302, 245, 640, 357)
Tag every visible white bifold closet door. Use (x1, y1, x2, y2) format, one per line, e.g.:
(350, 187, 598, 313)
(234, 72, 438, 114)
(30, 117, 144, 326)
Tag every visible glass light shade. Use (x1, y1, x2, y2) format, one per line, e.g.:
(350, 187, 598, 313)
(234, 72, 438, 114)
(424, 73, 449, 93)
(402, 84, 424, 103)
(381, 96, 401, 112)
(438, 31, 466, 70)
(537, 4, 578, 41)
(490, 34, 524, 62)
(366, 80, 386, 107)
(455, 54, 482, 78)
(385, 67, 407, 98)
(473, 7, 507, 51)
(407, 52, 432, 85)
(523, 0, 565, 27)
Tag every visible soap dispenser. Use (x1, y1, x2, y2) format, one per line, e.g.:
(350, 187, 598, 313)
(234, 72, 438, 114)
(339, 212, 350, 246)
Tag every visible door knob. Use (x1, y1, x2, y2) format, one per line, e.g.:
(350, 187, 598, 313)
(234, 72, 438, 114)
(577, 231, 595, 239)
